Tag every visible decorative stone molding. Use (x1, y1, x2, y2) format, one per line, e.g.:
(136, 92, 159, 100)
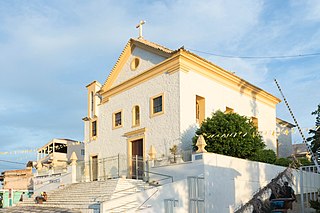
(196, 135, 207, 153)
(148, 145, 156, 160)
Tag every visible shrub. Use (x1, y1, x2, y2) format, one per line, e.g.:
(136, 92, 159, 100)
(274, 158, 292, 167)
(193, 110, 265, 159)
(248, 149, 277, 164)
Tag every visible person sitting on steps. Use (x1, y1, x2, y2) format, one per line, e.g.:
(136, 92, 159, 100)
(280, 181, 297, 210)
(35, 192, 48, 204)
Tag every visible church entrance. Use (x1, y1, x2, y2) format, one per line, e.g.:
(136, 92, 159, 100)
(131, 139, 143, 179)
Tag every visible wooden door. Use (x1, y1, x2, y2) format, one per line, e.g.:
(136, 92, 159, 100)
(131, 139, 143, 179)
(91, 155, 98, 181)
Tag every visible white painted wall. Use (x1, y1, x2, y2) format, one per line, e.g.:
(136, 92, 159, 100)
(33, 172, 72, 195)
(98, 152, 320, 213)
(277, 122, 294, 158)
(112, 47, 167, 88)
(85, 70, 181, 173)
(66, 141, 84, 162)
(101, 179, 190, 213)
(179, 70, 277, 151)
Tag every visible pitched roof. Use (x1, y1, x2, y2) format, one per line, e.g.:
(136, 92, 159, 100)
(276, 118, 296, 128)
(100, 38, 280, 105)
(130, 38, 174, 54)
(101, 38, 174, 92)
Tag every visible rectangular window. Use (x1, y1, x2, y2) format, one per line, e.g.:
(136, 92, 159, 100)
(150, 93, 164, 117)
(92, 120, 97, 137)
(90, 91, 94, 118)
(196, 95, 205, 124)
(55, 143, 67, 154)
(153, 96, 162, 113)
(113, 110, 123, 129)
(251, 117, 258, 129)
(81, 149, 85, 156)
(225, 107, 234, 114)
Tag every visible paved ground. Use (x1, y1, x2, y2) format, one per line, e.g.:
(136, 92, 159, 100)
(0, 206, 81, 213)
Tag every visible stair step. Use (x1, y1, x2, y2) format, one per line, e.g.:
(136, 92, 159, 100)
(18, 178, 153, 212)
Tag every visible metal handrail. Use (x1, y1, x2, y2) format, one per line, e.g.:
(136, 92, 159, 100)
(94, 186, 140, 202)
(108, 200, 137, 211)
(141, 170, 174, 183)
(136, 189, 159, 211)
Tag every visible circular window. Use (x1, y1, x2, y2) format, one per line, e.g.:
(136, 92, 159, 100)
(130, 57, 140, 71)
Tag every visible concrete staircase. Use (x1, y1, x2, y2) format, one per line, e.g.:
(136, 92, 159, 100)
(17, 178, 153, 213)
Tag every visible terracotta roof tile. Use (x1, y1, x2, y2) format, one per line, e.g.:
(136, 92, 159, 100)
(130, 38, 174, 54)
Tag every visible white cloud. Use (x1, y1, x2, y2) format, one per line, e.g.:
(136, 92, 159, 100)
(0, 0, 320, 171)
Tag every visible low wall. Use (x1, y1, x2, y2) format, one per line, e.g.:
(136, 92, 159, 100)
(201, 153, 320, 212)
(101, 179, 190, 213)
(33, 171, 72, 195)
(102, 153, 320, 213)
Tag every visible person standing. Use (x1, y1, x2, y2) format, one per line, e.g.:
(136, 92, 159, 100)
(19, 192, 25, 202)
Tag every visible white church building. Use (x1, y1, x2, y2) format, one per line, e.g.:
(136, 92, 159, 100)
(81, 35, 294, 182)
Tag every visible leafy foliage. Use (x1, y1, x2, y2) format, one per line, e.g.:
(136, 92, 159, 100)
(274, 158, 292, 167)
(307, 104, 320, 153)
(310, 200, 320, 212)
(297, 157, 312, 166)
(193, 110, 265, 159)
(248, 149, 277, 164)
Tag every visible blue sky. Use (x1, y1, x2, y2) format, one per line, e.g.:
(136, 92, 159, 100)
(0, 0, 319, 172)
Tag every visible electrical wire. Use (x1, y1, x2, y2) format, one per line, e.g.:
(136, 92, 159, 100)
(0, 159, 26, 165)
(186, 48, 320, 59)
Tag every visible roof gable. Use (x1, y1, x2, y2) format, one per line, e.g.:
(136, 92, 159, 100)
(98, 38, 280, 107)
(100, 38, 174, 93)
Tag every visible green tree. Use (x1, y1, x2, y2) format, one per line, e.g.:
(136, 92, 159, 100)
(307, 104, 320, 153)
(193, 110, 265, 159)
(274, 158, 292, 167)
(249, 149, 277, 164)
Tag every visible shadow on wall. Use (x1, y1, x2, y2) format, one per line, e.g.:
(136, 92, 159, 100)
(136, 179, 188, 212)
(238, 79, 262, 117)
(205, 165, 240, 211)
(141, 163, 241, 212)
(180, 124, 198, 151)
(265, 138, 276, 153)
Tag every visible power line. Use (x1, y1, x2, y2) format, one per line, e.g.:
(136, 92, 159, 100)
(0, 159, 26, 165)
(186, 48, 320, 59)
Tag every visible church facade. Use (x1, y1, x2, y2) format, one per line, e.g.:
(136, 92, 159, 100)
(82, 37, 282, 180)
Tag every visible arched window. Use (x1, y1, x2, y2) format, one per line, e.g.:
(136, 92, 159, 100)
(133, 105, 140, 126)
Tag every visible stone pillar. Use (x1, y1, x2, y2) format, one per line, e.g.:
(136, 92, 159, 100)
(70, 152, 78, 183)
(148, 145, 156, 168)
(36, 162, 42, 176)
(148, 145, 156, 160)
(52, 159, 58, 174)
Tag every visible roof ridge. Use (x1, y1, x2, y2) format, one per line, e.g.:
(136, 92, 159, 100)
(130, 37, 174, 53)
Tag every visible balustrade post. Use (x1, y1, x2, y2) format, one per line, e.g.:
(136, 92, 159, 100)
(70, 152, 78, 183)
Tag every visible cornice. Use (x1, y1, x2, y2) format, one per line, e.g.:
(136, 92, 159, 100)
(123, 127, 147, 138)
(99, 49, 280, 108)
